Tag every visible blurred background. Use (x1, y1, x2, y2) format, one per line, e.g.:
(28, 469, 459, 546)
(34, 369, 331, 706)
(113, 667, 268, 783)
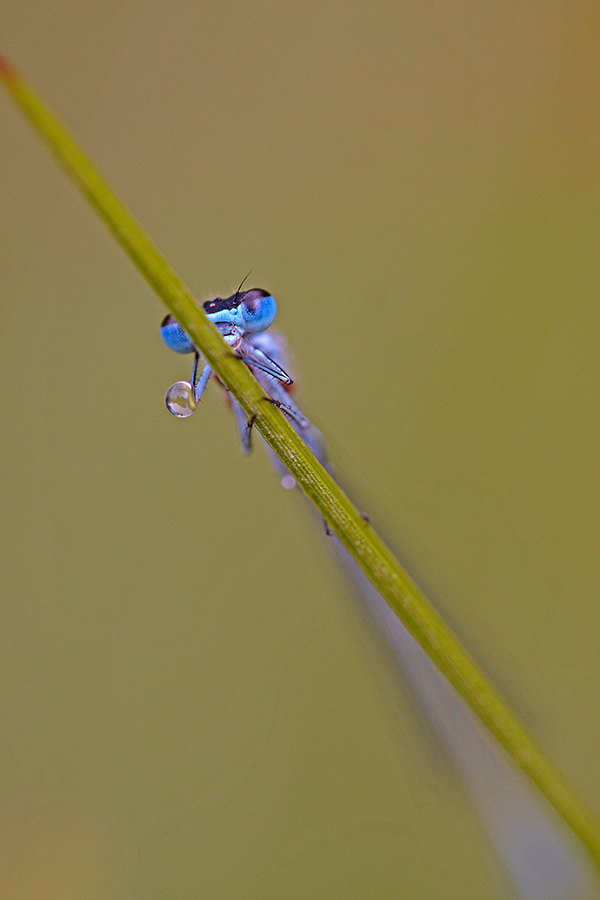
(1, 1, 599, 897)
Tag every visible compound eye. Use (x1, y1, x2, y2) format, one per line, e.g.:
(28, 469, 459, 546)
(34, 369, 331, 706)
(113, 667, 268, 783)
(239, 289, 277, 333)
(160, 315, 195, 354)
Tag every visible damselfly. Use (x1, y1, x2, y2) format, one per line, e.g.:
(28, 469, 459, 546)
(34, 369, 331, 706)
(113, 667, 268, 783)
(160, 287, 595, 900)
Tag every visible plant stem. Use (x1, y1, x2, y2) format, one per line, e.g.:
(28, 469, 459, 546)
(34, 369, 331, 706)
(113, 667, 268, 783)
(3, 55, 600, 868)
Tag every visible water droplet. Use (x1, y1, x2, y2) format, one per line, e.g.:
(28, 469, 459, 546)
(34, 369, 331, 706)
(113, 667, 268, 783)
(165, 381, 197, 417)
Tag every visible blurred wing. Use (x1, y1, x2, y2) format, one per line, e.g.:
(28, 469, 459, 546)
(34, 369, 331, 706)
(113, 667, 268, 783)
(233, 331, 598, 899)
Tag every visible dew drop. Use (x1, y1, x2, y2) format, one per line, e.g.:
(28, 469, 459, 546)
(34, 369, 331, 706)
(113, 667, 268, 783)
(165, 381, 198, 417)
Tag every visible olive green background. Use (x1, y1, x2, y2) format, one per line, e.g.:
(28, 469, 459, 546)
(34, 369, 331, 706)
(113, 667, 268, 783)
(1, 2, 599, 897)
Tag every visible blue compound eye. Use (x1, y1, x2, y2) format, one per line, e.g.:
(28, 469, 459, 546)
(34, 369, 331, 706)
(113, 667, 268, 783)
(160, 315, 195, 354)
(239, 289, 277, 333)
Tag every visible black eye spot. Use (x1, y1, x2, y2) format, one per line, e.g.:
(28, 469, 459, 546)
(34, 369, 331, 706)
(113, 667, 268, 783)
(243, 288, 269, 301)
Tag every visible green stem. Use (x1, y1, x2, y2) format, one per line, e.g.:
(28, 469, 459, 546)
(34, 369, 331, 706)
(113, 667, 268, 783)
(3, 55, 600, 868)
